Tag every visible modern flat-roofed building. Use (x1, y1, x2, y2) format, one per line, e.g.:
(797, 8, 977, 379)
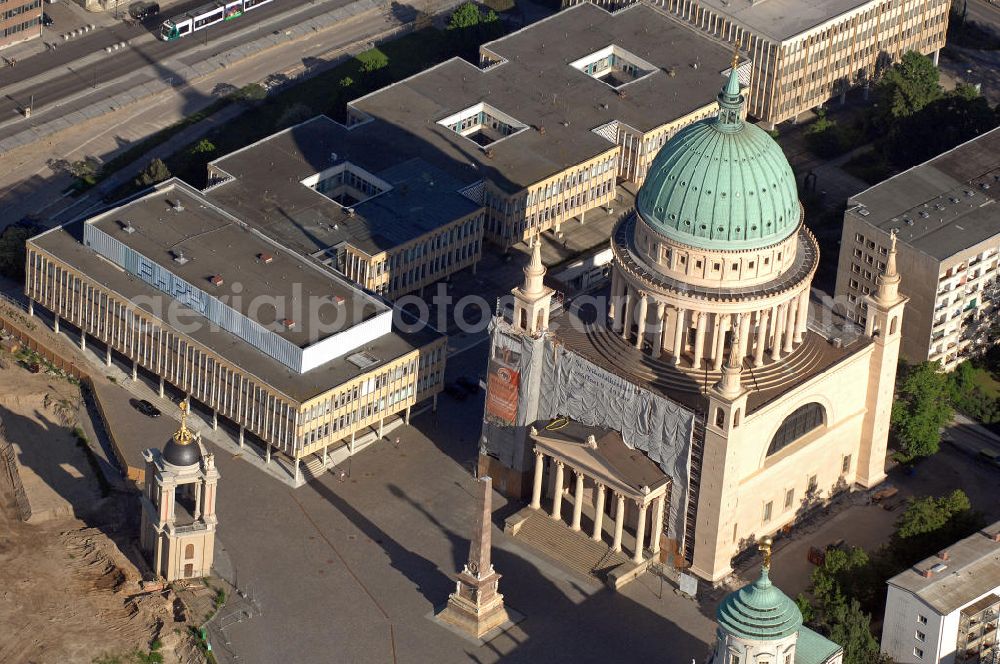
(834, 128, 1000, 370)
(881, 521, 1000, 664)
(25, 180, 446, 478)
(648, 0, 949, 126)
(204, 118, 486, 300)
(343, 2, 748, 248)
(1, 0, 41, 49)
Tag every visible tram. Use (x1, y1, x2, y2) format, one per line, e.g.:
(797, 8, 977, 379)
(160, 0, 273, 40)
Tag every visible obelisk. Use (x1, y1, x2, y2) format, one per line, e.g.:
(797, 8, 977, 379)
(437, 475, 509, 638)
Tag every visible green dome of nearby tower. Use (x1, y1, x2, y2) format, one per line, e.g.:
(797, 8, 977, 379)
(636, 67, 800, 251)
(716, 565, 803, 641)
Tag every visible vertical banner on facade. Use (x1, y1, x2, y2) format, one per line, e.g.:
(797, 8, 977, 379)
(485, 348, 520, 425)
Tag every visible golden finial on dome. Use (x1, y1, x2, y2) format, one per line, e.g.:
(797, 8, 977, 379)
(731, 40, 741, 72)
(759, 536, 773, 569)
(173, 400, 194, 446)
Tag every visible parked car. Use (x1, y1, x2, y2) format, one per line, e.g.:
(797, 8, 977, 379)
(128, 1, 159, 20)
(41, 12, 53, 26)
(443, 383, 467, 401)
(130, 398, 161, 418)
(456, 376, 481, 395)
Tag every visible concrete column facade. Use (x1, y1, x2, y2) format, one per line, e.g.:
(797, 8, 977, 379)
(795, 289, 810, 342)
(404, 406, 411, 425)
(771, 304, 785, 362)
(131, 360, 138, 381)
(159, 377, 165, 398)
(712, 314, 730, 371)
(530, 451, 544, 510)
(53, 316, 59, 334)
(592, 483, 606, 542)
(633, 501, 648, 563)
(105, 346, 112, 367)
(783, 297, 797, 353)
(550, 461, 565, 520)
(652, 302, 666, 358)
(80, 332, 86, 351)
(612, 493, 626, 552)
(634, 293, 649, 350)
(754, 310, 768, 367)
(672, 308, 686, 365)
(238, 427, 245, 449)
(620, 287, 633, 341)
(571, 470, 585, 531)
(609, 269, 621, 323)
(651, 495, 665, 554)
(693, 312, 707, 368)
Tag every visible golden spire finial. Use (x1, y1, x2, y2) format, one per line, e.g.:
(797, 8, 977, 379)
(759, 536, 773, 569)
(731, 40, 741, 72)
(173, 400, 194, 445)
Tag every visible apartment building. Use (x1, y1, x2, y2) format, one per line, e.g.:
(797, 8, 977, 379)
(651, 0, 949, 126)
(25, 180, 446, 478)
(1, 0, 41, 49)
(204, 117, 485, 300)
(881, 522, 1000, 664)
(343, 2, 747, 248)
(834, 128, 1000, 370)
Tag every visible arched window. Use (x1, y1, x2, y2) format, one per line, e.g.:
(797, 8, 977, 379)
(767, 403, 826, 456)
(185, 543, 195, 559)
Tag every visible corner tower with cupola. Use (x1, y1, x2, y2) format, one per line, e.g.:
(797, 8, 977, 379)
(140, 401, 220, 582)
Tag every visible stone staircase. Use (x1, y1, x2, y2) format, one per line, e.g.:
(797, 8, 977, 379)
(506, 508, 629, 582)
(301, 454, 328, 481)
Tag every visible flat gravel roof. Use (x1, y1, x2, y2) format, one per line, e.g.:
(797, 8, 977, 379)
(848, 127, 1000, 262)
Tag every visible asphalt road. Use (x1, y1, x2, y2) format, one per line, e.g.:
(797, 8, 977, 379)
(964, 0, 1000, 32)
(0, 0, 356, 124)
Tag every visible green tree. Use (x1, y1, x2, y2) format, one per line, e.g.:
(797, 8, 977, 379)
(231, 83, 266, 103)
(827, 599, 883, 664)
(896, 490, 971, 538)
(357, 48, 389, 73)
(135, 158, 171, 188)
(890, 361, 953, 461)
(191, 139, 216, 154)
(448, 1, 483, 30)
(339, 76, 354, 88)
(875, 51, 943, 122)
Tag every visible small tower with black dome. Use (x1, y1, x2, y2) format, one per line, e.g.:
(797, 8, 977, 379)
(140, 401, 220, 582)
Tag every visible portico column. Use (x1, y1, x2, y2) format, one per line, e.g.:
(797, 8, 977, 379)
(754, 310, 768, 367)
(771, 303, 785, 362)
(692, 312, 707, 368)
(193, 483, 202, 520)
(795, 289, 809, 342)
(159, 377, 165, 398)
(633, 501, 649, 563)
(238, 427, 245, 449)
(571, 470, 585, 531)
(620, 287, 633, 341)
(612, 493, 626, 552)
(783, 297, 797, 353)
(712, 314, 730, 371)
(53, 316, 59, 334)
(105, 345, 112, 367)
(27, 300, 33, 317)
(592, 483, 606, 541)
(651, 495, 666, 554)
(80, 332, 86, 351)
(404, 406, 411, 425)
(550, 461, 565, 520)
(672, 308, 686, 365)
(530, 450, 545, 510)
(131, 360, 138, 381)
(634, 293, 649, 350)
(265, 444, 272, 464)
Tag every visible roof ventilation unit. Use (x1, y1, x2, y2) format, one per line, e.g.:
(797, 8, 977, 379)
(173, 249, 189, 265)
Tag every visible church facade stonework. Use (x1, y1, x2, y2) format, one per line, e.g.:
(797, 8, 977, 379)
(482, 64, 905, 584)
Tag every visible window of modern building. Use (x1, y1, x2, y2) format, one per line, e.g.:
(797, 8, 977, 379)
(808, 474, 818, 493)
(785, 488, 794, 509)
(763, 501, 773, 523)
(914, 647, 924, 658)
(842, 454, 852, 473)
(917, 615, 928, 625)
(915, 630, 925, 642)
(767, 403, 826, 456)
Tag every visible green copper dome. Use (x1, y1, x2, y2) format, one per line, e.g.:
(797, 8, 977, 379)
(716, 566, 803, 640)
(636, 69, 800, 251)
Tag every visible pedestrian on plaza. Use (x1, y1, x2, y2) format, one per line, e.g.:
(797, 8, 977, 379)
(393, 436, 400, 449)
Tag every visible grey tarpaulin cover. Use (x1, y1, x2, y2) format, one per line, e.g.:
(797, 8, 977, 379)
(482, 318, 694, 543)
